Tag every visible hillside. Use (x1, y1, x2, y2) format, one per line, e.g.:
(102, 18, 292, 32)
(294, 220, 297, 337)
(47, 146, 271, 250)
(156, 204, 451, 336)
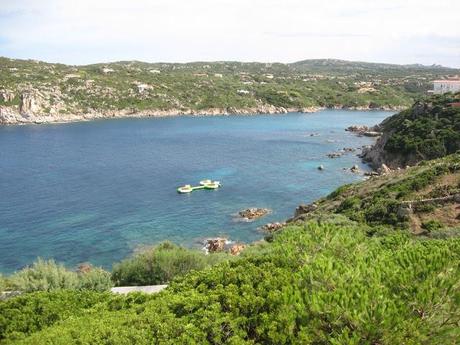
(293, 153, 460, 235)
(1, 57, 459, 124)
(362, 92, 460, 169)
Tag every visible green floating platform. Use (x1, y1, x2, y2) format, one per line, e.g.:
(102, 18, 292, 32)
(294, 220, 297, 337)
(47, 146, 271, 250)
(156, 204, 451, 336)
(177, 179, 221, 194)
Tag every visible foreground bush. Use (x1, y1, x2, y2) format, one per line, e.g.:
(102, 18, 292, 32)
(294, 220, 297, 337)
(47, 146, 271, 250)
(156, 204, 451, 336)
(9, 259, 79, 292)
(112, 241, 230, 286)
(9, 259, 112, 293)
(2, 220, 458, 344)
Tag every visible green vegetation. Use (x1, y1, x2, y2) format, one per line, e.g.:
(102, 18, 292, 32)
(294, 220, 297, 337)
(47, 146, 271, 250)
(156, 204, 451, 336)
(112, 242, 231, 286)
(310, 153, 460, 233)
(0, 219, 458, 344)
(6, 259, 112, 293)
(382, 92, 460, 163)
(1, 57, 459, 119)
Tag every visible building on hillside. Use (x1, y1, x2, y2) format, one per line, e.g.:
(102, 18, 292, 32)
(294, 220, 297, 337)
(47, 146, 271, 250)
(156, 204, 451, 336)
(431, 79, 460, 94)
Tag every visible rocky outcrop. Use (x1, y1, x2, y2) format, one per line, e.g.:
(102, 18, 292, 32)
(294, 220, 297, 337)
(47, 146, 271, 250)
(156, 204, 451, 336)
(229, 244, 246, 256)
(19, 91, 43, 115)
(346, 125, 370, 133)
(0, 104, 322, 125)
(205, 238, 227, 253)
(350, 165, 360, 173)
(346, 125, 381, 137)
(0, 90, 15, 102)
(238, 208, 270, 221)
(260, 222, 286, 233)
(293, 203, 318, 219)
(360, 130, 418, 169)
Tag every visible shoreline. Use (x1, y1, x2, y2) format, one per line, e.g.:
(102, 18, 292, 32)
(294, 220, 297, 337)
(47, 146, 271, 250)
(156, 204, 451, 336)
(0, 105, 402, 126)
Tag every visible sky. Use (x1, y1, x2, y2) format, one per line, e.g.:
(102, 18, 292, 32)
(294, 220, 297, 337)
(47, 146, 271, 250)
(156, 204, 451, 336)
(0, 0, 459, 67)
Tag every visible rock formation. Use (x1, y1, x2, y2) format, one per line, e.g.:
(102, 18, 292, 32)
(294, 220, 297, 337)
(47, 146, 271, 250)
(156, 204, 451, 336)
(238, 208, 270, 220)
(229, 244, 246, 256)
(205, 238, 227, 253)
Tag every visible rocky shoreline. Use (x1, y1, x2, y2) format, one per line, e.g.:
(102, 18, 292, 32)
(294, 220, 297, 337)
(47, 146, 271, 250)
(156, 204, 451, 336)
(0, 104, 401, 125)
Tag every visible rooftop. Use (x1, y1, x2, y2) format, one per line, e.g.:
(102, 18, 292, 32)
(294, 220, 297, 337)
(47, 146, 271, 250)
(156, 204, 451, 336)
(433, 79, 460, 83)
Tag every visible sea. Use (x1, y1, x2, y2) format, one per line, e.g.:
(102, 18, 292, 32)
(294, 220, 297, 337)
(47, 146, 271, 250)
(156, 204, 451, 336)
(0, 110, 391, 273)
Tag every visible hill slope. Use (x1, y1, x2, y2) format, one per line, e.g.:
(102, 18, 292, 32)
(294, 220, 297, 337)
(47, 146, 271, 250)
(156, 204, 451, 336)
(1, 57, 459, 124)
(362, 92, 460, 169)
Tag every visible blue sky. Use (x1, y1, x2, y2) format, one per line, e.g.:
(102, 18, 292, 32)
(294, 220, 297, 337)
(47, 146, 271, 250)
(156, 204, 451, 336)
(0, 0, 459, 67)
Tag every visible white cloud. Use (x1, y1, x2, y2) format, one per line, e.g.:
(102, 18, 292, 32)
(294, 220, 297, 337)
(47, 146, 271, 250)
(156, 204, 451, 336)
(0, 0, 459, 67)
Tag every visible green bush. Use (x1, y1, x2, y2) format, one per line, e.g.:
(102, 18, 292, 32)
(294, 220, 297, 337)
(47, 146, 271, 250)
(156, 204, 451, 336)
(9, 258, 79, 293)
(0, 290, 113, 342)
(78, 267, 113, 292)
(421, 219, 444, 232)
(8, 259, 113, 293)
(112, 242, 230, 286)
(383, 93, 460, 164)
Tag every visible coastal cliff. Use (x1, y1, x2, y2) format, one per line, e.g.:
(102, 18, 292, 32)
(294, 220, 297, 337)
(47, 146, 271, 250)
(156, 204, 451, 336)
(361, 92, 460, 169)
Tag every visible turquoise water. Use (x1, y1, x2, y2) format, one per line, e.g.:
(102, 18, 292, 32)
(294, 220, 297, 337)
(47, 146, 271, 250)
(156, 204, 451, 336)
(0, 110, 391, 273)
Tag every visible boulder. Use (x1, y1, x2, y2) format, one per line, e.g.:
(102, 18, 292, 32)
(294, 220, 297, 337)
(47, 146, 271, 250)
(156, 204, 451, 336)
(350, 165, 360, 173)
(77, 263, 93, 273)
(229, 244, 246, 256)
(238, 208, 270, 220)
(205, 238, 227, 253)
(317, 165, 324, 170)
(378, 164, 392, 174)
(294, 204, 317, 218)
(260, 222, 285, 233)
(345, 125, 369, 133)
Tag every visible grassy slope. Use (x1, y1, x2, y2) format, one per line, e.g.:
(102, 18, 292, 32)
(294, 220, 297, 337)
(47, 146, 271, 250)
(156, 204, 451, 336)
(296, 154, 460, 234)
(1, 57, 459, 114)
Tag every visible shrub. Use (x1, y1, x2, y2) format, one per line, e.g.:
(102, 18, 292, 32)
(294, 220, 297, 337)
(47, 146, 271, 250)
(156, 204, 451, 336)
(111, 242, 230, 286)
(78, 267, 113, 292)
(421, 219, 444, 232)
(9, 258, 79, 293)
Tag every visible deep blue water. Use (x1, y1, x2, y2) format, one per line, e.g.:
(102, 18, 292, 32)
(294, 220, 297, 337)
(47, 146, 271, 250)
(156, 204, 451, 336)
(0, 110, 391, 273)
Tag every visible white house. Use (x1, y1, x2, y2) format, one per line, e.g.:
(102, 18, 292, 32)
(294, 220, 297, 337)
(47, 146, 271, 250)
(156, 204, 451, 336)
(432, 79, 460, 94)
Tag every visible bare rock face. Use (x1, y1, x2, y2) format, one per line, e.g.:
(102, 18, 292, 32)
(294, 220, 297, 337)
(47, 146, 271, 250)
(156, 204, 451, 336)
(378, 164, 392, 174)
(20, 91, 43, 115)
(229, 244, 246, 256)
(0, 90, 15, 102)
(238, 208, 270, 220)
(294, 203, 317, 218)
(205, 238, 227, 253)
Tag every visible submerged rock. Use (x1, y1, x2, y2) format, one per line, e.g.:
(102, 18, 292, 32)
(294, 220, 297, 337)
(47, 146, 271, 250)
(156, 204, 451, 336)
(327, 152, 343, 159)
